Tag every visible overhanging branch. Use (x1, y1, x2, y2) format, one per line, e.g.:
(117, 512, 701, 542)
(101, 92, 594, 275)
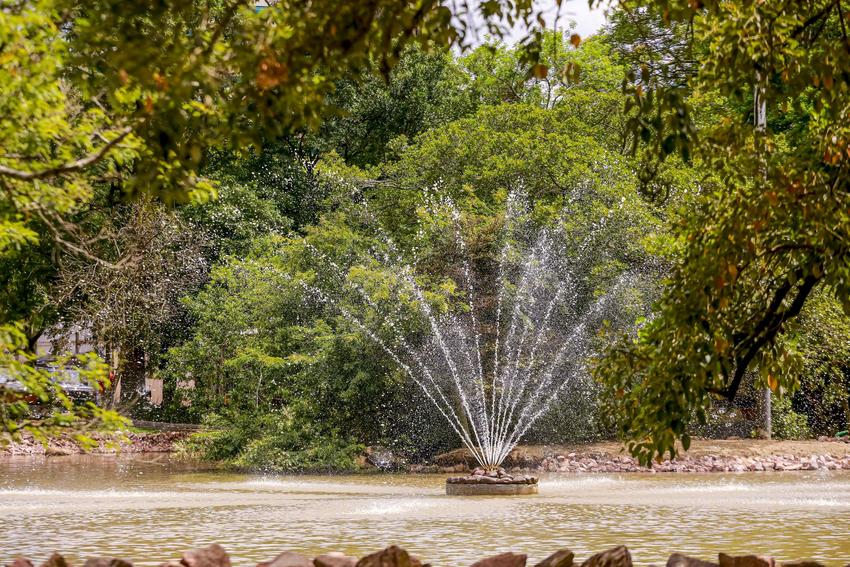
(0, 127, 133, 182)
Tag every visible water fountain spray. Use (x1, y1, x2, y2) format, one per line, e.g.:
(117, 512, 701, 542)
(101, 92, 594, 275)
(301, 189, 636, 493)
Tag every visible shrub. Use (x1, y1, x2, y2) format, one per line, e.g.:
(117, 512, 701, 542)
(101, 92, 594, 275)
(183, 411, 363, 472)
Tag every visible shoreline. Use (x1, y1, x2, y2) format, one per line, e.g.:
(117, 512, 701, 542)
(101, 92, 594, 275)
(4, 434, 850, 474)
(421, 438, 850, 474)
(0, 430, 191, 456)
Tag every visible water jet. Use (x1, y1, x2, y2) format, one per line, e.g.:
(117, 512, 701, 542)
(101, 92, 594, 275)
(302, 190, 640, 494)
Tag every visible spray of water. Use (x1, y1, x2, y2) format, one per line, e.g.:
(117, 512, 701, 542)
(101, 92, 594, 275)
(300, 190, 635, 469)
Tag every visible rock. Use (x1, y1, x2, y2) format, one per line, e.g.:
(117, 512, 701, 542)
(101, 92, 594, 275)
(257, 552, 313, 567)
(41, 555, 71, 567)
(83, 560, 133, 567)
(470, 553, 527, 567)
(7, 559, 34, 567)
(314, 554, 357, 567)
(718, 554, 774, 567)
(181, 545, 231, 567)
(581, 546, 633, 567)
(534, 549, 574, 567)
(667, 554, 718, 567)
(355, 546, 423, 567)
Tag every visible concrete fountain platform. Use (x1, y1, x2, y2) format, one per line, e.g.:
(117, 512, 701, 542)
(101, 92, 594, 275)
(445, 467, 538, 495)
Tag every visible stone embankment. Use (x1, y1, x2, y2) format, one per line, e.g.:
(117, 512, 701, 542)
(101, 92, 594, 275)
(0, 431, 190, 456)
(531, 452, 850, 473)
(5, 543, 843, 567)
(419, 438, 850, 474)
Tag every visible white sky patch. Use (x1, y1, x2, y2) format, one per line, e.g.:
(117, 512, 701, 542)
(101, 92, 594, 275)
(463, 0, 614, 47)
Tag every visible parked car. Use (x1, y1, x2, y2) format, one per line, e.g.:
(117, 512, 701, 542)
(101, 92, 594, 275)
(0, 359, 97, 405)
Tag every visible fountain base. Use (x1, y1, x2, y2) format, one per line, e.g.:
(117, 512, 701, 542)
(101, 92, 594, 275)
(445, 468, 538, 496)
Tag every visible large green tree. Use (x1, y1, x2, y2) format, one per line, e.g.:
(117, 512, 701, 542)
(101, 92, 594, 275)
(595, 0, 850, 463)
(0, 0, 552, 443)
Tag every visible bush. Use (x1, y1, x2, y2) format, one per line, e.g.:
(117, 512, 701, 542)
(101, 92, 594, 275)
(771, 395, 812, 440)
(183, 411, 364, 472)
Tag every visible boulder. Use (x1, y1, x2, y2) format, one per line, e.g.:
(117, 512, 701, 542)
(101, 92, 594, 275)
(314, 554, 357, 567)
(257, 552, 313, 567)
(534, 549, 574, 567)
(718, 555, 774, 567)
(355, 546, 424, 567)
(667, 554, 718, 567)
(7, 559, 34, 567)
(180, 545, 231, 567)
(83, 559, 133, 567)
(581, 546, 633, 567)
(41, 555, 70, 567)
(470, 553, 527, 567)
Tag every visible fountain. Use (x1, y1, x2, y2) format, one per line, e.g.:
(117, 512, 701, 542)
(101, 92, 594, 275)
(302, 190, 634, 495)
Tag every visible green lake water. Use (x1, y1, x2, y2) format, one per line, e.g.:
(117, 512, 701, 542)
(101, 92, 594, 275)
(2, 454, 849, 566)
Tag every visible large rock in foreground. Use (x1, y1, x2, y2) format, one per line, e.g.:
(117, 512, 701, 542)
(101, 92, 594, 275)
(580, 546, 633, 567)
(257, 552, 313, 567)
(355, 546, 425, 567)
(534, 550, 574, 567)
(470, 552, 528, 567)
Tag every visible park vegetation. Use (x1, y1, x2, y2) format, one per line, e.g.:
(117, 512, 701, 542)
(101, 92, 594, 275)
(1, 1, 849, 469)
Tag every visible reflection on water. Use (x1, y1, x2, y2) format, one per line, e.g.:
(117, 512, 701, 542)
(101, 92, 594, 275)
(2, 455, 849, 566)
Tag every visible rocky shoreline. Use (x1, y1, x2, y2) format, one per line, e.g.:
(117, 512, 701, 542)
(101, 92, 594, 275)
(417, 452, 850, 474)
(0, 431, 191, 456)
(415, 438, 850, 474)
(4, 433, 850, 475)
(4, 542, 839, 567)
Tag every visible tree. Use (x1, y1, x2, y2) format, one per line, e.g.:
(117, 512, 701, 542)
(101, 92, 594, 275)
(51, 199, 209, 406)
(165, 93, 679, 467)
(788, 291, 850, 434)
(0, 0, 553, 443)
(319, 45, 480, 168)
(458, 30, 625, 109)
(595, 0, 850, 463)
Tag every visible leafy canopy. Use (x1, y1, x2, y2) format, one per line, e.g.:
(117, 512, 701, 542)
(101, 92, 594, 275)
(595, 0, 850, 463)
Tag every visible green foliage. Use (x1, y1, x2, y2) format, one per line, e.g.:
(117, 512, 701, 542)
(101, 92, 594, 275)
(771, 394, 812, 440)
(9, 0, 849, 464)
(0, 323, 129, 447)
(320, 45, 480, 168)
(595, 0, 850, 464)
(458, 30, 624, 109)
(787, 290, 850, 434)
(184, 412, 363, 472)
(165, 88, 673, 464)
(1, 0, 550, 445)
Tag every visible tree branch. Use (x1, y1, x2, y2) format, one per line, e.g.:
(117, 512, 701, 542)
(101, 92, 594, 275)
(718, 273, 820, 400)
(0, 127, 133, 182)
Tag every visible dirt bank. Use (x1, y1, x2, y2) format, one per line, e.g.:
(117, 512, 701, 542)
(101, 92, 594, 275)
(423, 438, 850, 473)
(1, 430, 191, 456)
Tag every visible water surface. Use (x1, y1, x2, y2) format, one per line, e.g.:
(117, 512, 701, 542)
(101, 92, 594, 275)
(2, 455, 849, 566)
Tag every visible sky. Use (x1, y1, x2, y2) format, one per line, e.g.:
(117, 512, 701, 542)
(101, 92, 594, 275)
(478, 0, 614, 46)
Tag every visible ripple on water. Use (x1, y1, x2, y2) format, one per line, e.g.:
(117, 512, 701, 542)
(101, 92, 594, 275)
(3, 458, 850, 567)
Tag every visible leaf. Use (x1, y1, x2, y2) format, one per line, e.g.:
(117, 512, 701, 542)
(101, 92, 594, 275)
(531, 64, 549, 79)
